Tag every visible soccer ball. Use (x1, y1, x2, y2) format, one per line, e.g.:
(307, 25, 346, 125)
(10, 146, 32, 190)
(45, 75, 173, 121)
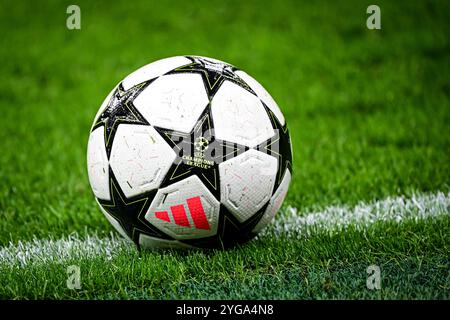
(87, 56, 292, 249)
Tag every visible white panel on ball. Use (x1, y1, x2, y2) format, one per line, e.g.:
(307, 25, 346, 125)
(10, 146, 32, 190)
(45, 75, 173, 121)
(133, 73, 209, 133)
(234, 70, 285, 126)
(109, 124, 176, 198)
(211, 81, 275, 147)
(121, 56, 191, 90)
(87, 127, 110, 200)
(145, 175, 220, 240)
(219, 149, 277, 222)
(139, 234, 194, 250)
(96, 199, 132, 242)
(252, 170, 291, 234)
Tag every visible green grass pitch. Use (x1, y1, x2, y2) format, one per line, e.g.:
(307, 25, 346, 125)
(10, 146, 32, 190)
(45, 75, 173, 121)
(0, 0, 448, 299)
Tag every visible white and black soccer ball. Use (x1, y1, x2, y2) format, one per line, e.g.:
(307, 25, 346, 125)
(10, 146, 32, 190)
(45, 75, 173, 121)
(87, 56, 292, 249)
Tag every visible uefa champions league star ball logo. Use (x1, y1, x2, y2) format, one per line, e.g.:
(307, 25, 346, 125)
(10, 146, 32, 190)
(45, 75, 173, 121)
(194, 137, 209, 152)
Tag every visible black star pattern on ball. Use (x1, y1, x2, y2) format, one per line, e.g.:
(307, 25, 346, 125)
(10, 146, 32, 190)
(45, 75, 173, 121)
(154, 106, 248, 199)
(168, 56, 255, 99)
(92, 81, 152, 157)
(97, 169, 172, 246)
(256, 103, 293, 193)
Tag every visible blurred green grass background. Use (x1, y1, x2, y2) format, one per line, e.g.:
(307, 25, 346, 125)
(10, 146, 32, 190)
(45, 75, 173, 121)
(0, 0, 448, 244)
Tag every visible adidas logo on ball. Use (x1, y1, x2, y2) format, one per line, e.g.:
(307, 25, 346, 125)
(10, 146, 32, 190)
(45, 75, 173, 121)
(154, 196, 210, 230)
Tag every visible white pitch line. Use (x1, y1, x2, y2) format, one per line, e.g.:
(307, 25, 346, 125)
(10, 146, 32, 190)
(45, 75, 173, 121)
(261, 191, 450, 238)
(0, 233, 132, 268)
(0, 192, 448, 267)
